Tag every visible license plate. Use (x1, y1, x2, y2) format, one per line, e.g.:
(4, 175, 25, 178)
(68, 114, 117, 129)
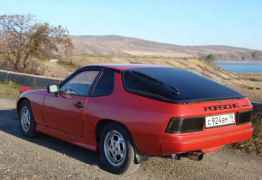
(205, 113, 235, 128)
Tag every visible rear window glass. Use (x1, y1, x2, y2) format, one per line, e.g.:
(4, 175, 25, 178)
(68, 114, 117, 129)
(123, 70, 178, 101)
(123, 67, 243, 103)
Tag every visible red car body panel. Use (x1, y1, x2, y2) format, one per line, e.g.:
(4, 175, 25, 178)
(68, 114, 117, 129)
(17, 64, 253, 156)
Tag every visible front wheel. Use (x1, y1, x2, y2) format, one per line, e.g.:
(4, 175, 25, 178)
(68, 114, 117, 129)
(99, 123, 140, 174)
(18, 100, 37, 137)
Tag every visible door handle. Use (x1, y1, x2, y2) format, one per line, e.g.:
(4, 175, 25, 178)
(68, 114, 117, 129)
(74, 101, 84, 109)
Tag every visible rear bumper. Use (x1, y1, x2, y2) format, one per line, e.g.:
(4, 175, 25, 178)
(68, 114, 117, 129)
(160, 123, 253, 155)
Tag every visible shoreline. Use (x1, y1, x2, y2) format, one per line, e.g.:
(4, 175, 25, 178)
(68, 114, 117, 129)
(215, 60, 262, 64)
(214, 60, 262, 74)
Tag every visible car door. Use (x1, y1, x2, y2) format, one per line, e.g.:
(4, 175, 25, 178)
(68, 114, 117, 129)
(44, 69, 101, 138)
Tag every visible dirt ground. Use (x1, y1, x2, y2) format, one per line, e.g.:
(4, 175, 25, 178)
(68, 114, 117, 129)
(0, 99, 262, 180)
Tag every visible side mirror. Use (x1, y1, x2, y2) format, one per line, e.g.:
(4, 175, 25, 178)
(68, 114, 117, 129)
(47, 84, 59, 94)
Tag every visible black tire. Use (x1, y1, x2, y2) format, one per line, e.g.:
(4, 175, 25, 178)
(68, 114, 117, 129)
(99, 123, 140, 175)
(18, 100, 37, 137)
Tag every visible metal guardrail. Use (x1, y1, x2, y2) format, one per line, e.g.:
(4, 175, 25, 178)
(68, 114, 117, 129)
(0, 69, 62, 88)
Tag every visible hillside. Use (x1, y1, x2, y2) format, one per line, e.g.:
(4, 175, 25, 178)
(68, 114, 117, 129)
(71, 35, 262, 60)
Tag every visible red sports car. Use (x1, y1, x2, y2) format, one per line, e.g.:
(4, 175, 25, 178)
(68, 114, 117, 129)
(17, 64, 253, 174)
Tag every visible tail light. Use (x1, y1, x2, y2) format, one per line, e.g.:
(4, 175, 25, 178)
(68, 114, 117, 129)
(19, 86, 32, 94)
(236, 111, 252, 125)
(166, 117, 204, 133)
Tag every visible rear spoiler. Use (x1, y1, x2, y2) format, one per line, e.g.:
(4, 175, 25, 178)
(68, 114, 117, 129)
(19, 86, 32, 94)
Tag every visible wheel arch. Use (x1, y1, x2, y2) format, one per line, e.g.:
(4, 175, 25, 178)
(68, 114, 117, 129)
(17, 97, 30, 114)
(96, 119, 139, 151)
(96, 119, 132, 144)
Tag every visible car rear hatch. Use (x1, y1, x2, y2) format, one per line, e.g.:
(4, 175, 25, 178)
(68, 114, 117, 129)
(166, 97, 253, 133)
(162, 97, 253, 154)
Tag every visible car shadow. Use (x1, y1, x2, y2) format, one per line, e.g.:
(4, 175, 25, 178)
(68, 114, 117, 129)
(0, 109, 99, 166)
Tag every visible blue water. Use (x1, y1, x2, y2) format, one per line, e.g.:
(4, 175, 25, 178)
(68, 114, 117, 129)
(216, 61, 262, 73)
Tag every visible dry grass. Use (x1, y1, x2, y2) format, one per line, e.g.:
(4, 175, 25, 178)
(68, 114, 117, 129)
(232, 112, 262, 156)
(0, 81, 20, 99)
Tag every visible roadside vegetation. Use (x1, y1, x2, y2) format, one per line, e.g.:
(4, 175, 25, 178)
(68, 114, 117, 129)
(202, 53, 216, 64)
(0, 14, 73, 74)
(232, 112, 262, 156)
(0, 81, 20, 98)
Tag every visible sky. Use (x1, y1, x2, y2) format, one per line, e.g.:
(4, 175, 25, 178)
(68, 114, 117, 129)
(1, 0, 262, 50)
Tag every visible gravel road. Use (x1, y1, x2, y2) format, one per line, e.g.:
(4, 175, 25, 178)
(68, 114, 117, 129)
(0, 99, 262, 180)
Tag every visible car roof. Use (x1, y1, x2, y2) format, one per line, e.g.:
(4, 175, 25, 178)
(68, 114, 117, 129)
(84, 64, 171, 71)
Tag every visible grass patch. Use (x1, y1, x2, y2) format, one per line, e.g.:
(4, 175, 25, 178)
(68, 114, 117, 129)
(0, 81, 20, 99)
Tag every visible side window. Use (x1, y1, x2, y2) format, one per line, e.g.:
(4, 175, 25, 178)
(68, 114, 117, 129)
(92, 69, 114, 97)
(60, 70, 100, 96)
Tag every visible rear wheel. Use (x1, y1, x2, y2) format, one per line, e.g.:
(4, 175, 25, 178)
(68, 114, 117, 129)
(99, 123, 140, 174)
(18, 100, 37, 137)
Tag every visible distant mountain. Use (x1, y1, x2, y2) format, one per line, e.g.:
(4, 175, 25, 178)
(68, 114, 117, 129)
(71, 35, 262, 60)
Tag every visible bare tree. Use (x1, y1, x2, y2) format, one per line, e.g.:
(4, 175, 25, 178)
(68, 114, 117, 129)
(0, 14, 73, 72)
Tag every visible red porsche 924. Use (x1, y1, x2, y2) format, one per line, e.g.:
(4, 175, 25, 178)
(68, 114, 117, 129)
(17, 64, 253, 174)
